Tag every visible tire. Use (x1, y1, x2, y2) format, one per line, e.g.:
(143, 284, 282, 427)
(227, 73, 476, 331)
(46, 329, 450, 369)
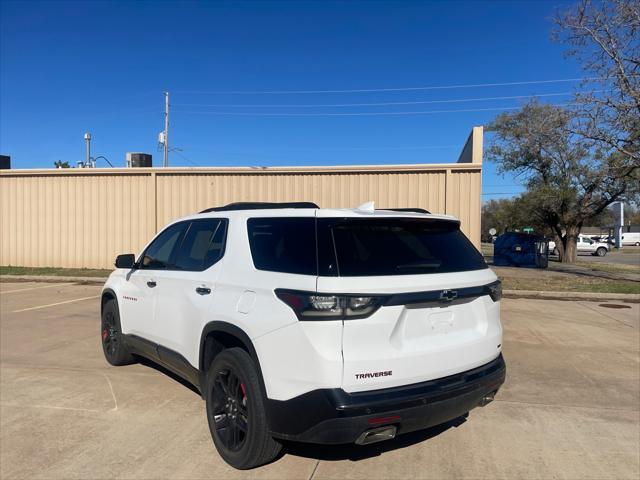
(635, 242, 640, 246)
(101, 299, 135, 366)
(596, 247, 607, 257)
(205, 348, 281, 470)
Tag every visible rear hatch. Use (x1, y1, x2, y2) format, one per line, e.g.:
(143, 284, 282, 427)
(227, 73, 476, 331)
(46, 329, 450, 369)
(315, 214, 502, 393)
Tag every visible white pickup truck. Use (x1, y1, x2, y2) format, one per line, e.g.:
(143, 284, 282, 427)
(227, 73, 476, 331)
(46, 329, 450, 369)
(549, 235, 609, 257)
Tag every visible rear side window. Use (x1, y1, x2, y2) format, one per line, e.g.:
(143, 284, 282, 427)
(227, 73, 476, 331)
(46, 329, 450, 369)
(247, 218, 316, 275)
(319, 218, 487, 276)
(174, 219, 228, 271)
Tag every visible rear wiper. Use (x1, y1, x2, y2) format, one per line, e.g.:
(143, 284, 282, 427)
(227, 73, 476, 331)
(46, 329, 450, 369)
(396, 262, 442, 269)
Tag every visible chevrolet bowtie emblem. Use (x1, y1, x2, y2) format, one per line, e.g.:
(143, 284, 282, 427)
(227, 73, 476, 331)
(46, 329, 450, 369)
(439, 290, 458, 302)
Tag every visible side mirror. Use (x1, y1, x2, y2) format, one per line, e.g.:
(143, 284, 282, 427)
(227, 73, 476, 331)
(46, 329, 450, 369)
(115, 254, 136, 269)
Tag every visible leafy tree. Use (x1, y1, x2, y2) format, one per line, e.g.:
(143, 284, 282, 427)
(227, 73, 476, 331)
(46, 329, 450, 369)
(483, 195, 636, 245)
(482, 199, 515, 239)
(481, 196, 549, 239)
(487, 100, 637, 263)
(54, 160, 70, 168)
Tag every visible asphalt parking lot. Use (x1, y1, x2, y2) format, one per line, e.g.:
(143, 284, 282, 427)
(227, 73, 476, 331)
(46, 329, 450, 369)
(1, 281, 639, 479)
(549, 248, 640, 267)
(573, 250, 640, 266)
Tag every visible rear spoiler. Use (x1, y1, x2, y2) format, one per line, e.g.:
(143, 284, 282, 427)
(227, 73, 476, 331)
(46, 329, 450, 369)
(377, 208, 430, 214)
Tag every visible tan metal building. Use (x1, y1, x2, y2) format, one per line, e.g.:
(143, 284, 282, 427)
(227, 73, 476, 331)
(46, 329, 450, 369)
(0, 127, 483, 270)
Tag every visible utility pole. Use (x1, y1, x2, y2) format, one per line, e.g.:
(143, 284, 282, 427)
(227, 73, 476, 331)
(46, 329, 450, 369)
(163, 92, 169, 167)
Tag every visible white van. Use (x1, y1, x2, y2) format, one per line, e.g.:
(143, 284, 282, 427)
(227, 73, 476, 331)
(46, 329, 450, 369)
(621, 232, 640, 246)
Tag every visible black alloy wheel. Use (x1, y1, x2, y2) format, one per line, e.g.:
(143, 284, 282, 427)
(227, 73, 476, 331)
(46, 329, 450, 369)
(100, 299, 135, 366)
(211, 369, 249, 451)
(205, 348, 281, 469)
(102, 310, 119, 358)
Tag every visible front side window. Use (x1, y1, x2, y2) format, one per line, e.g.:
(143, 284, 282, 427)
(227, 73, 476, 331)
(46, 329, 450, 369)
(139, 222, 188, 270)
(174, 219, 228, 271)
(247, 217, 316, 275)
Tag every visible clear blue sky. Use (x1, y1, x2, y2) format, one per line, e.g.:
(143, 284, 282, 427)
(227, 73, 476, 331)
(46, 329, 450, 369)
(0, 0, 582, 200)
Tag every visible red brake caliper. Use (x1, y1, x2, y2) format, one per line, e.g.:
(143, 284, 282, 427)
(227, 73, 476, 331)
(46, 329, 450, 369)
(240, 383, 247, 403)
(102, 329, 109, 341)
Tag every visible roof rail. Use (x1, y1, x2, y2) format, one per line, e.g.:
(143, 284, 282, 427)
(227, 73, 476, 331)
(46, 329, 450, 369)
(200, 202, 319, 213)
(377, 207, 431, 214)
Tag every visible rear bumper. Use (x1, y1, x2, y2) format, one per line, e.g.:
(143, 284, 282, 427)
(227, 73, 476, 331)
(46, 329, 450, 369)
(266, 354, 506, 444)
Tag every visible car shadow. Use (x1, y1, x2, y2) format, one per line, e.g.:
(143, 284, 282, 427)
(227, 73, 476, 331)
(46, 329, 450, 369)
(131, 357, 469, 464)
(135, 356, 202, 397)
(280, 414, 468, 462)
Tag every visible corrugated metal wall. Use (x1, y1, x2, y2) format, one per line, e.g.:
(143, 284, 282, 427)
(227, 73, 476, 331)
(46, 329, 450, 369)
(0, 164, 481, 269)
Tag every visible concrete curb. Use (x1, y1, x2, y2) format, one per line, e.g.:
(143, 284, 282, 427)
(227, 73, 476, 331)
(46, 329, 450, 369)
(504, 289, 640, 303)
(0, 275, 107, 284)
(2, 275, 638, 302)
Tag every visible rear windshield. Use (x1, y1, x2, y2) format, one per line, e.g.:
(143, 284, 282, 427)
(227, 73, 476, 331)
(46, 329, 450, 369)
(319, 218, 487, 276)
(247, 216, 487, 276)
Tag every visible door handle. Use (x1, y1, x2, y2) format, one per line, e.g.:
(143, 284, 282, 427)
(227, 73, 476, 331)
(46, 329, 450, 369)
(147, 280, 157, 288)
(196, 287, 211, 295)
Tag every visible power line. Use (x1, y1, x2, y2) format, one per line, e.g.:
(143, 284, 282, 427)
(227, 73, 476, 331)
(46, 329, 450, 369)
(172, 104, 570, 117)
(193, 144, 460, 153)
(110, 92, 160, 103)
(172, 91, 583, 108)
(174, 77, 598, 95)
(482, 192, 525, 196)
(171, 149, 202, 167)
(297, 144, 459, 151)
(483, 184, 526, 187)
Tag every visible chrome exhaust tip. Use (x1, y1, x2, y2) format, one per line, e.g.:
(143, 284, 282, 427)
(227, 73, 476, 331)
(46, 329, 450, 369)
(478, 391, 496, 407)
(355, 425, 397, 445)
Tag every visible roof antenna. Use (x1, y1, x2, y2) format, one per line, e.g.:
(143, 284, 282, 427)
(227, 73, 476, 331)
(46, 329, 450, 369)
(355, 201, 375, 213)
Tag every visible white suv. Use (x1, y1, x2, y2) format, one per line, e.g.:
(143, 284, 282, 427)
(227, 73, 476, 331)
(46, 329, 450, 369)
(101, 202, 506, 469)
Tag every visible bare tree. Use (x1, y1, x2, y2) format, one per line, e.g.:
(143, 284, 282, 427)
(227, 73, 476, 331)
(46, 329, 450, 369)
(554, 0, 640, 170)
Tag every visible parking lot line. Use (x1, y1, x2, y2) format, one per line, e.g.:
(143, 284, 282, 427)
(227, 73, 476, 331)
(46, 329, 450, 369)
(12, 295, 100, 313)
(1, 282, 74, 294)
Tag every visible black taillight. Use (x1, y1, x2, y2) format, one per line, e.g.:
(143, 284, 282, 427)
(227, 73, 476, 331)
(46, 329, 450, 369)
(275, 289, 384, 321)
(486, 280, 502, 302)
